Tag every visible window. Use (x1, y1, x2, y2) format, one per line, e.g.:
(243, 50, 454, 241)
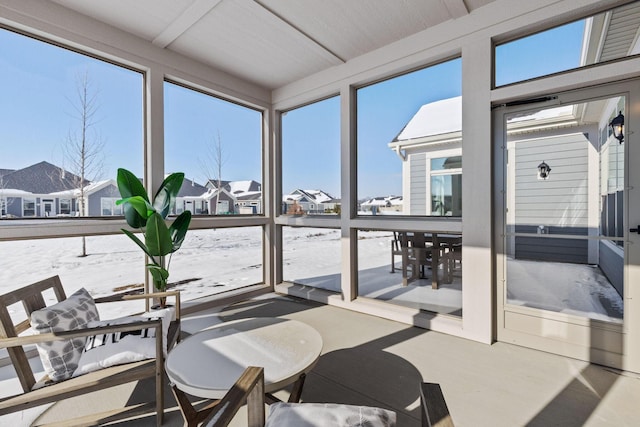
(356, 229, 462, 316)
(60, 199, 71, 215)
(495, 2, 640, 87)
(23, 198, 35, 216)
(503, 97, 624, 320)
(0, 235, 145, 318)
(357, 58, 462, 216)
(600, 102, 625, 246)
(100, 198, 122, 216)
(430, 156, 462, 216)
(169, 227, 264, 301)
(0, 28, 143, 220)
(0, 198, 6, 216)
(164, 82, 263, 216)
(282, 227, 341, 290)
(281, 97, 340, 216)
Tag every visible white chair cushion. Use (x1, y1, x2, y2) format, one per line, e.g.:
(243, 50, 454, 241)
(30, 287, 99, 382)
(265, 402, 396, 427)
(72, 307, 173, 377)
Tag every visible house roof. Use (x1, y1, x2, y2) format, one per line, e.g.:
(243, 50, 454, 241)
(0, 161, 85, 194)
(236, 192, 262, 201)
(393, 96, 462, 142)
(206, 179, 261, 194)
(178, 177, 209, 197)
(285, 189, 335, 204)
(0, 168, 15, 177)
(361, 195, 402, 207)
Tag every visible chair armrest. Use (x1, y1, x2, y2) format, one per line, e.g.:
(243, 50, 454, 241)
(420, 382, 454, 427)
(204, 366, 265, 427)
(123, 290, 181, 319)
(0, 319, 162, 349)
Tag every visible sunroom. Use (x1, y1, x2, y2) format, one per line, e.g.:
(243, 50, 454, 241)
(1, 0, 640, 426)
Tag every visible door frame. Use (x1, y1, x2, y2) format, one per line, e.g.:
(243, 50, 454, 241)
(493, 79, 640, 373)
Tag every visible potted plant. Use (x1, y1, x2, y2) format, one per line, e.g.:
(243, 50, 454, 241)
(116, 168, 191, 306)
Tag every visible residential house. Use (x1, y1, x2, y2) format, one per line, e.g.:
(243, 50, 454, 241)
(205, 179, 263, 214)
(283, 189, 337, 214)
(359, 195, 403, 215)
(0, 161, 107, 218)
(391, 93, 625, 294)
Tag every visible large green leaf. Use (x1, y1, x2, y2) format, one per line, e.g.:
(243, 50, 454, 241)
(145, 212, 174, 256)
(169, 210, 192, 251)
(122, 204, 146, 229)
(117, 168, 148, 200)
(119, 195, 154, 219)
(147, 265, 169, 292)
(153, 173, 185, 219)
(117, 169, 149, 228)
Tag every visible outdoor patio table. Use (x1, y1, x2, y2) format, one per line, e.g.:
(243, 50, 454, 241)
(402, 232, 462, 289)
(165, 317, 323, 426)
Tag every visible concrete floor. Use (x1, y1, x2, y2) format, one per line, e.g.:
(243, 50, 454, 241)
(10, 294, 640, 426)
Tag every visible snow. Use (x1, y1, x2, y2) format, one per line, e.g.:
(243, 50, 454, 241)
(395, 96, 462, 141)
(0, 227, 623, 322)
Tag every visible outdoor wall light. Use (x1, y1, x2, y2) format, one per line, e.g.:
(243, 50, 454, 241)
(610, 111, 624, 144)
(537, 161, 551, 180)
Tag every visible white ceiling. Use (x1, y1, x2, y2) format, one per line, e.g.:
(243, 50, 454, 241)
(50, 0, 496, 90)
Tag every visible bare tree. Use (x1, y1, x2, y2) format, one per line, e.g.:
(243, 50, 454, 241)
(199, 131, 227, 215)
(63, 70, 105, 256)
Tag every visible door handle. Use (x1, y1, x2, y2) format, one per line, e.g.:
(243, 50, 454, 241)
(631, 227, 640, 234)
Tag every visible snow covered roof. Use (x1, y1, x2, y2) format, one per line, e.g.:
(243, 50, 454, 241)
(360, 195, 402, 206)
(284, 189, 335, 204)
(227, 180, 261, 194)
(393, 97, 578, 145)
(49, 179, 116, 197)
(394, 96, 461, 142)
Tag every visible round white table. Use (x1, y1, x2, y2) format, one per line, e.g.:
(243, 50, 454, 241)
(165, 317, 323, 425)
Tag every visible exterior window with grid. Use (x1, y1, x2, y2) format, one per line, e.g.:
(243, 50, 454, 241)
(23, 198, 36, 217)
(430, 156, 462, 216)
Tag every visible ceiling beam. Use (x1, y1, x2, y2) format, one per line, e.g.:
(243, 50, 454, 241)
(153, 0, 223, 48)
(254, 0, 345, 64)
(442, 0, 469, 19)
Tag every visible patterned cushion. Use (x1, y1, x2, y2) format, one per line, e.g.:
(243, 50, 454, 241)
(265, 402, 396, 427)
(72, 307, 173, 377)
(30, 288, 99, 382)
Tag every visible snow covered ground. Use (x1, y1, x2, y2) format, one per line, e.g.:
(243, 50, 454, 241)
(0, 227, 623, 322)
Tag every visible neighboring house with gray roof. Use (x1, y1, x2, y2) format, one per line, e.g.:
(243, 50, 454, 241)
(0, 161, 123, 218)
(205, 178, 263, 214)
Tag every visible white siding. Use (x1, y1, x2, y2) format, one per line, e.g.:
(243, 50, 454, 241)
(514, 133, 589, 227)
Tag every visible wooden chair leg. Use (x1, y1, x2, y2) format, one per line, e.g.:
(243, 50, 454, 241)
(171, 384, 219, 427)
(288, 373, 306, 403)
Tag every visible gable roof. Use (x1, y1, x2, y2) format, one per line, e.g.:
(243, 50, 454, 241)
(0, 168, 15, 178)
(0, 161, 85, 194)
(285, 189, 335, 204)
(178, 177, 209, 197)
(207, 179, 261, 194)
(393, 96, 462, 142)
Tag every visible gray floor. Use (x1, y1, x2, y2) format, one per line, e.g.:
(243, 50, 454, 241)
(18, 294, 640, 426)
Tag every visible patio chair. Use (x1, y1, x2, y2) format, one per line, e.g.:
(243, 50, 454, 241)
(420, 382, 454, 427)
(0, 275, 181, 427)
(202, 366, 397, 427)
(391, 231, 404, 273)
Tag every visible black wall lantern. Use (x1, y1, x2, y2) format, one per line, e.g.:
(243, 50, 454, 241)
(610, 111, 624, 144)
(537, 161, 551, 180)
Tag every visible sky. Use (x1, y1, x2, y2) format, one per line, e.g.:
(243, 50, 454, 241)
(0, 18, 585, 199)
